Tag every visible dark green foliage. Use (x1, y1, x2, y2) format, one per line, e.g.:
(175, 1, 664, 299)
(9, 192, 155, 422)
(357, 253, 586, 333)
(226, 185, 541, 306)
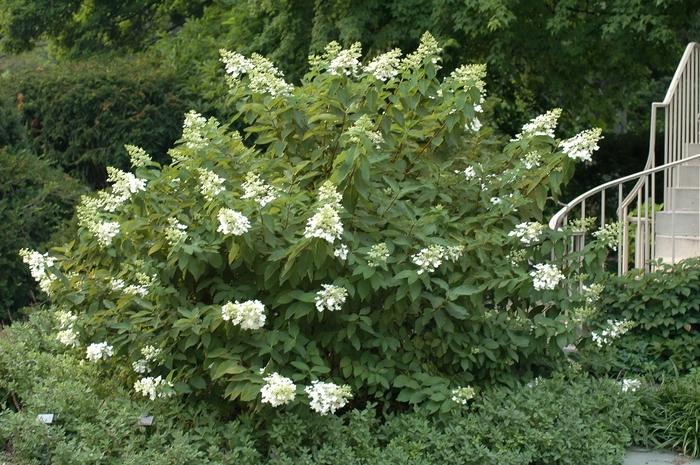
(5, 55, 192, 187)
(637, 371, 700, 457)
(580, 259, 700, 378)
(0, 91, 26, 148)
(0, 309, 638, 465)
(0, 149, 86, 321)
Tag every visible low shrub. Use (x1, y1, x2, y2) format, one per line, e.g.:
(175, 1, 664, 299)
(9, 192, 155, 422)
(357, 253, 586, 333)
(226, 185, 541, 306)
(1, 309, 639, 465)
(578, 259, 700, 378)
(3, 54, 192, 187)
(0, 149, 86, 321)
(24, 34, 613, 415)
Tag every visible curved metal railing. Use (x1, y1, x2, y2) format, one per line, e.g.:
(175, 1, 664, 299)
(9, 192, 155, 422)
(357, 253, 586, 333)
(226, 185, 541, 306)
(550, 42, 700, 274)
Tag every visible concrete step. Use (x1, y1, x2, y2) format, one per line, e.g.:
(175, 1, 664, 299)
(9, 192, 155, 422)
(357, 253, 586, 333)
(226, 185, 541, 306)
(655, 234, 700, 260)
(676, 165, 700, 186)
(655, 211, 700, 236)
(668, 187, 700, 210)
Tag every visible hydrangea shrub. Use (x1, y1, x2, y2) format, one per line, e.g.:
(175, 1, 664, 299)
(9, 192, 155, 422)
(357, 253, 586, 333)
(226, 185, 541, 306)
(28, 33, 608, 414)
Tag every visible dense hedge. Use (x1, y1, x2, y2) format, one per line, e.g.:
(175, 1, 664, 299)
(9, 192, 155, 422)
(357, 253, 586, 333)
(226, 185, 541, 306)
(0, 149, 86, 321)
(580, 258, 700, 377)
(0, 91, 26, 148)
(4, 55, 192, 187)
(0, 309, 639, 465)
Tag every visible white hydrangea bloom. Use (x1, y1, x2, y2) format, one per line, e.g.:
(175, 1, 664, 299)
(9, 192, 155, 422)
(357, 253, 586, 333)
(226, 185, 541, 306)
(490, 197, 503, 206)
(411, 245, 446, 274)
(94, 221, 120, 247)
(444, 245, 464, 262)
(110, 278, 126, 291)
(304, 182, 344, 244)
(449, 64, 486, 93)
(305, 380, 353, 415)
(220, 49, 293, 97)
(125, 144, 151, 168)
(198, 168, 225, 201)
(523, 151, 542, 169)
(134, 375, 174, 401)
(346, 115, 383, 148)
(327, 42, 362, 76)
(467, 117, 482, 132)
(19, 248, 57, 295)
(315, 284, 348, 312)
(165, 217, 188, 246)
(457, 166, 476, 180)
(132, 359, 149, 374)
(508, 222, 546, 245)
(241, 172, 278, 207)
(367, 243, 390, 267)
(506, 248, 529, 266)
(401, 32, 442, 70)
(530, 263, 565, 290)
(581, 283, 605, 304)
(593, 222, 620, 251)
(512, 108, 563, 141)
(219, 49, 253, 79)
(85, 342, 114, 362)
(364, 48, 402, 81)
(333, 244, 348, 260)
(451, 386, 476, 405)
(560, 128, 603, 162)
(221, 300, 266, 330)
(591, 319, 634, 347)
(620, 378, 641, 393)
(107, 167, 147, 201)
(261, 372, 297, 407)
(217, 208, 251, 236)
(141, 345, 160, 361)
(182, 110, 211, 150)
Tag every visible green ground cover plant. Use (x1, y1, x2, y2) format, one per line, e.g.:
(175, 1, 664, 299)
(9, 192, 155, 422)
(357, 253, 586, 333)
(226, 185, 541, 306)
(0, 309, 641, 465)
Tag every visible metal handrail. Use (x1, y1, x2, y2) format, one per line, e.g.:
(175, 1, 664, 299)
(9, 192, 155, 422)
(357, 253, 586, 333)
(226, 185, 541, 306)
(549, 42, 700, 274)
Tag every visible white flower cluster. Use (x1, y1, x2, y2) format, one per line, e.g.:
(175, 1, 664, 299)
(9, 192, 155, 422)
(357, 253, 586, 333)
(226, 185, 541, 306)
(76, 196, 121, 247)
(591, 319, 634, 347)
(165, 217, 188, 246)
(315, 284, 348, 312)
(581, 283, 605, 304)
(451, 386, 476, 405)
(134, 375, 174, 401)
(364, 48, 402, 81)
(305, 380, 353, 415)
(333, 244, 348, 260)
(182, 110, 210, 150)
(512, 108, 563, 141)
(221, 300, 267, 330)
(560, 128, 603, 162)
(241, 172, 278, 207)
(261, 372, 297, 407)
(523, 151, 542, 169)
(401, 32, 442, 70)
(449, 64, 487, 94)
(346, 115, 383, 148)
(593, 222, 620, 251)
(304, 181, 344, 244)
(327, 42, 362, 76)
(107, 167, 147, 205)
(411, 244, 462, 275)
(85, 342, 114, 362)
(19, 248, 56, 295)
(459, 166, 477, 180)
(217, 208, 251, 236)
(132, 345, 161, 374)
(198, 168, 225, 201)
(620, 378, 641, 393)
(111, 272, 155, 298)
(530, 263, 565, 290)
(367, 243, 390, 267)
(508, 222, 546, 245)
(56, 310, 79, 347)
(220, 49, 294, 97)
(506, 248, 529, 266)
(125, 144, 151, 168)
